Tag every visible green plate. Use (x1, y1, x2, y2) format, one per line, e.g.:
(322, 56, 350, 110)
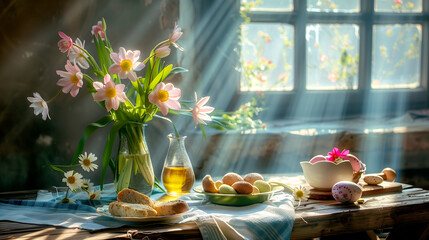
(193, 185, 284, 206)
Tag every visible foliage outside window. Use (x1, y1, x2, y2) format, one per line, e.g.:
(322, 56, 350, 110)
(239, 0, 424, 93)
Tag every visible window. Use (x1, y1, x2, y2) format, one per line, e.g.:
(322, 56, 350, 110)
(239, 0, 428, 118)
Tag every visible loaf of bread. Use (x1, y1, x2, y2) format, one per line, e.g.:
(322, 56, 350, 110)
(117, 188, 154, 208)
(153, 200, 189, 216)
(108, 201, 157, 217)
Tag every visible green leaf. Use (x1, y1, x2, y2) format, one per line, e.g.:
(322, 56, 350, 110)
(71, 115, 113, 164)
(154, 176, 166, 193)
(96, 34, 112, 76)
(199, 124, 207, 140)
(49, 165, 65, 174)
(166, 67, 188, 78)
(144, 60, 152, 88)
(100, 120, 127, 190)
(149, 64, 173, 90)
(153, 58, 161, 78)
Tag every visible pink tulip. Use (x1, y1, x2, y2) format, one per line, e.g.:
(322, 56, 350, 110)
(58, 31, 73, 56)
(56, 60, 83, 97)
(109, 47, 145, 82)
(192, 92, 214, 127)
(155, 45, 171, 58)
(148, 82, 181, 116)
(91, 21, 105, 41)
(93, 74, 128, 111)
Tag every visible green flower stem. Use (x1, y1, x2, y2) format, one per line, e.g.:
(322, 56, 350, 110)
(46, 88, 63, 103)
(83, 74, 94, 85)
(153, 114, 180, 138)
(142, 40, 169, 64)
(118, 124, 154, 189)
(73, 44, 102, 73)
(51, 164, 81, 168)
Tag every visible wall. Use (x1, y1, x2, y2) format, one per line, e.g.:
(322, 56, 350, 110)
(0, 0, 180, 191)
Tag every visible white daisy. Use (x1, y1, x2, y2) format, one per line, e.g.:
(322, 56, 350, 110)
(88, 190, 102, 200)
(56, 197, 76, 204)
(81, 178, 94, 191)
(78, 152, 98, 172)
(27, 92, 50, 120)
(62, 171, 83, 191)
(293, 185, 310, 202)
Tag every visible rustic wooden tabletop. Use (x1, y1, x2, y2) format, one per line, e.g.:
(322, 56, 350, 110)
(1, 178, 429, 240)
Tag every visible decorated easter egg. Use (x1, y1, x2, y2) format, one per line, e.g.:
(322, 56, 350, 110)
(363, 174, 383, 185)
(332, 181, 362, 203)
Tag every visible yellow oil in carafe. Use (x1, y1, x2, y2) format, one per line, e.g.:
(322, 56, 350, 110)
(162, 166, 195, 195)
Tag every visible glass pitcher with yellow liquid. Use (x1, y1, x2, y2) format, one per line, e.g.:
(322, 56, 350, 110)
(161, 134, 195, 195)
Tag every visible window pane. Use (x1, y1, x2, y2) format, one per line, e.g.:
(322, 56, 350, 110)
(306, 24, 360, 90)
(240, 23, 294, 91)
(307, 0, 360, 12)
(375, 0, 422, 13)
(372, 24, 421, 89)
(241, 0, 292, 11)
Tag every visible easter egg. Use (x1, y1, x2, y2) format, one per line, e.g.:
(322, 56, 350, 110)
(332, 181, 362, 203)
(218, 184, 237, 194)
(243, 173, 264, 185)
(222, 172, 244, 186)
(363, 174, 383, 185)
(251, 185, 260, 194)
(232, 181, 253, 194)
(253, 180, 271, 193)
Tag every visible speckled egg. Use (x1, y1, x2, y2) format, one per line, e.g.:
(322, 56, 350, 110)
(363, 174, 383, 185)
(332, 181, 363, 203)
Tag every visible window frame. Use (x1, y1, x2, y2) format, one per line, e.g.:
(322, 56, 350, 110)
(238, 0, 429, 119)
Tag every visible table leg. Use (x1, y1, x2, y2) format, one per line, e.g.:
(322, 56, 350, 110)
(386, 223, 429, 240)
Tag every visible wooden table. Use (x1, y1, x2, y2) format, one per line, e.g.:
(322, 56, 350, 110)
(1, 183, 429, 240)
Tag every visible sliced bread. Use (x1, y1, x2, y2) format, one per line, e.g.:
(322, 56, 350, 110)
(108, 201, 157, 217)
(153, 200, 189, 216)
(117, 188, 154, 208)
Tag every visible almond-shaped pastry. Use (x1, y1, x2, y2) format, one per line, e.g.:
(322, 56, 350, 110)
(202, 175, 218, 193)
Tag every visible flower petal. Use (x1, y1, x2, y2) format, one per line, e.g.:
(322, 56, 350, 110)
(159, 102, 168, 116)
(119, 47, 126, 60)
(166, 99, 181, 110)
(110, 52, 121, 64)
(109, 64, 121, 74)
(133, 62, 145, 71)
(128, 71, 137, 82)
(93, 81, 104, 90)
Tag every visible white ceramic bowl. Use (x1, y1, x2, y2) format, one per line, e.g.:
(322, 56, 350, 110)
(300, 160, 354, 191)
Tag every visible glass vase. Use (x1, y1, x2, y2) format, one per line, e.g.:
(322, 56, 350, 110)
(161, 134, 195, 195)
(114, 123, 154, 196)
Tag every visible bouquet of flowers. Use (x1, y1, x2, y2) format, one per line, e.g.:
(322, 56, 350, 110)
(27, 19, 221, 194)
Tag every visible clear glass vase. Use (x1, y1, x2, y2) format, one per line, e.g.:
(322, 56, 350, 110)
(161, 134, 195, 195)
(114, 123, 154, 196)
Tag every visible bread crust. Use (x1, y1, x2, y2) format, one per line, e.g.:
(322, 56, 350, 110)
(108, 201, 157, 217)
(117, 188, 154, 208)
(153, 200, 189, 216)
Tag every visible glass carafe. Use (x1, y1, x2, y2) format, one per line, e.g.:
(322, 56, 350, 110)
(161, 134, 195, 195)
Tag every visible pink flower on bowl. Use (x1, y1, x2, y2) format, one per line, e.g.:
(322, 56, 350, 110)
(303, 148, 367, 189)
